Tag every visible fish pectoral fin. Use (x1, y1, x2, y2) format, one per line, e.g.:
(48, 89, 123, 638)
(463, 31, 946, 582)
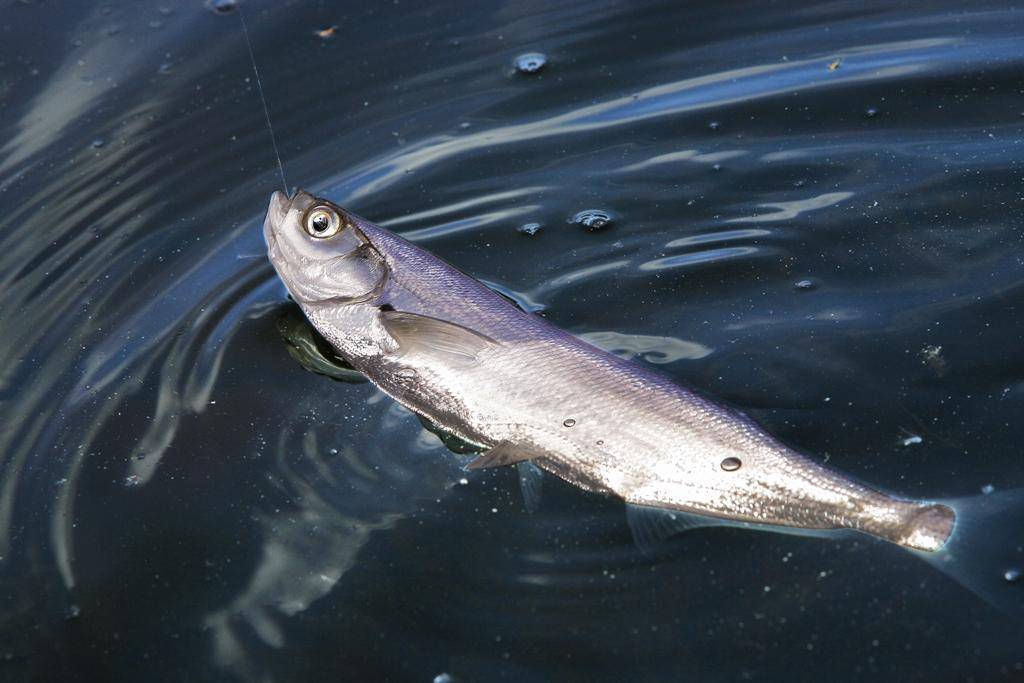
(516, 461, 544, 514)
(465, 441, 544, 470)
(379, 310, 496, 363)
(625, 503, 734, 553)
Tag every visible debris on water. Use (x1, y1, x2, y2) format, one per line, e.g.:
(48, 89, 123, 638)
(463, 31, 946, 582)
(205, 0, 237, 14)
(458, 477, 469, 486)
(712, 163, 722, 172)
(433, 674, 454, 683)
(571, 209, 614, 231)
(563, 418, 576, 427)
(64, 604, 81, 620)
(1004, 568, 1021, 584)
(920, 344, 947, 376)
(124, 474, 142, 487)
(514, 52, 547, 74)
(314, 25, 338, 40)
(827, 58, 842, 71)
(708, 121, 721, 132)
(327, 447, 339, 456)
(794, 279, 816, 291)
(158, 62, 173, 75)
(865, 107, 879, 118)
(91, 138, 105, 149)
(517, 222, 542, 236)
(900, 434, 922, 447)
(981, 483, 995, 495)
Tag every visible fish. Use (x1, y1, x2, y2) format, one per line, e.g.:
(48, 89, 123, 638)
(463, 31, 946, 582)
(264, 189, 1024, 613)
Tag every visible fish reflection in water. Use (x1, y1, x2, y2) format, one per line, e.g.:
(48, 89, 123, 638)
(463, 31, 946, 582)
(203, 362, 464, 675)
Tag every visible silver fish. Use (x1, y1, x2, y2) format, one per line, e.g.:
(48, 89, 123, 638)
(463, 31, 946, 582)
(264, 190, 1024, 611)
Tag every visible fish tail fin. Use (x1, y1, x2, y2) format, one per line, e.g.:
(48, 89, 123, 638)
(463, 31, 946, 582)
(911, 487, 1024, 615)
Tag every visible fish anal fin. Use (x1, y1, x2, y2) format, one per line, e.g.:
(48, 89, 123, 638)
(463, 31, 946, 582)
(466, 441, 544, 470)
(379, 310, 495, 363)
(625, 503, 733, 553)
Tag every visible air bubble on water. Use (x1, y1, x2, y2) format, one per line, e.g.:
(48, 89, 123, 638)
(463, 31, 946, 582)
(206, 0, 237, 14)
(328, 447, 339, 456)
(517, 222, 541, 236)
(91, 138, 105, 149)
(458, 477, 469, 486)
(981, 483, 995, 495)
(865, 107, 879, 118)
(563, 418, 576, 427)
(514, 52, 547, 74)
(570, 209, 614, 232)
(64, 604, 81, 620)
(1004, 568, 1021, 583)
(794, 279, 816, 291)
(708, 121, 721, 131)
(433, 674, 453, 683)
(158, 62, 173, 75)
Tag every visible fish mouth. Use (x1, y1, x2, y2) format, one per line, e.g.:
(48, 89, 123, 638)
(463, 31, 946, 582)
(263, 189, 292, 248)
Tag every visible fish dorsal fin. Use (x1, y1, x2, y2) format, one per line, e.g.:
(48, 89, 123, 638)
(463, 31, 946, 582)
(625, 503, 733, 553)
(379, 310, 495, 363)
(516, 461, 544, 513)
(466, 440, 547, 470)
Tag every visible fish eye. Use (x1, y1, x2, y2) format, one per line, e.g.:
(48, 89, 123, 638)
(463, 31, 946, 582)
(304, 206, 343, 238)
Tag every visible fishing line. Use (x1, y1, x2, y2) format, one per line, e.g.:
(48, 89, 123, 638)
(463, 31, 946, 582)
(238, 5, 288, 193)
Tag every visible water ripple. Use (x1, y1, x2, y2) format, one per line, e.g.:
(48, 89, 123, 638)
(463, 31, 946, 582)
(728, 191, 854, 223)
(639, 246, 763, 271)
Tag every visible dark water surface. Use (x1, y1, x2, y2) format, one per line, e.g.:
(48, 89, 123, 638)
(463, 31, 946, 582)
(2, 1, 1024, 680)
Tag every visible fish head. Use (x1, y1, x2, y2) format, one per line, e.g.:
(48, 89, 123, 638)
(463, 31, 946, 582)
(263, 190, 387, 305)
